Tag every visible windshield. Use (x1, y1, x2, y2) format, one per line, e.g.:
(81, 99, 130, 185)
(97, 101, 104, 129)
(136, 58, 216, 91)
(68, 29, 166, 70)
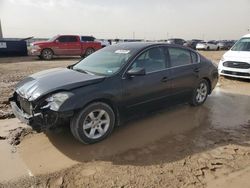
(47, 35, 59, 42)
(231, 38, 250, 51)
(73, 47, 134, 76)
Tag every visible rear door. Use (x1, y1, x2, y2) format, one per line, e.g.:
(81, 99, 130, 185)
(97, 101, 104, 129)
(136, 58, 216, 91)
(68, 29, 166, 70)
(54, 36, 81, 55)
(168, 47, 200, 98)
(66, 36, 81, 55)
(122, 46, 172, 111)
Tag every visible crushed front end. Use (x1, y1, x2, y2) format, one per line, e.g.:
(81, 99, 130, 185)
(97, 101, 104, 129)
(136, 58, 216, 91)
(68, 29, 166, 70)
(9, 91, 73, 132)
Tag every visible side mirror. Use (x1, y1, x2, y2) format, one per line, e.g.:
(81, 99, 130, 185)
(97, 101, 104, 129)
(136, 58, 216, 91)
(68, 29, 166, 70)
(127, 67, 146, 77)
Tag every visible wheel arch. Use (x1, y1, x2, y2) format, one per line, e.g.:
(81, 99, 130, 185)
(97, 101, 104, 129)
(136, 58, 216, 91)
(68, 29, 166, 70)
(78, 98, 121, 127)
(202, 77, 212, 94)
(41, 48, 54, 55)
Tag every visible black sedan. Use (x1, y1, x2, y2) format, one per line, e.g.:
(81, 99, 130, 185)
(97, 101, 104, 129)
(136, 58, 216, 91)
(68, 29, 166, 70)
(9, 43, 218, 144)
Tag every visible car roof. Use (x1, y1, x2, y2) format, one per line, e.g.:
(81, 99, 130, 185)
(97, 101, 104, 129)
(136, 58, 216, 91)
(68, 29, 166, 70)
(111, 42, 192, 50)
(112, 42, 193, 54)
(242, 34, 250, 38)
(111, 42, 157, 49)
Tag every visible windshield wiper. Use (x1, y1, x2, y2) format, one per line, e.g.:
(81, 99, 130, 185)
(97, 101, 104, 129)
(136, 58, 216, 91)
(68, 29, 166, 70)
(73, 68, 95, 75)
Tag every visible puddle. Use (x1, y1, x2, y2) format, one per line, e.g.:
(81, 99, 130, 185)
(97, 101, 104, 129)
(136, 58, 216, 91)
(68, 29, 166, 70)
(18, 104, 209, 176)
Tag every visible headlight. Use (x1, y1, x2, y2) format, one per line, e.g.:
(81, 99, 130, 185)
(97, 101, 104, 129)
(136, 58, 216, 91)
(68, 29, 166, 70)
(31, 45, 41, 50)
(43, 92, 73, 111)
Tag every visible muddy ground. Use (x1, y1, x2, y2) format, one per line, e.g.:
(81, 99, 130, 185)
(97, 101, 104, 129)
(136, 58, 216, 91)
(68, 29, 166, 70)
(0, 51, 250, 188)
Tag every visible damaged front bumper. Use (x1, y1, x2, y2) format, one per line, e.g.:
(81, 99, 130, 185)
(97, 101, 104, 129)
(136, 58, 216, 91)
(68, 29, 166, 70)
(10, 101, 37, 125)
(9, 96, 73, 132)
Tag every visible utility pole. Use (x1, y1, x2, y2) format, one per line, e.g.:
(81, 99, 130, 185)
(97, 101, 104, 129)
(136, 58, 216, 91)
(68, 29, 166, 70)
(0, 19, 3, 38)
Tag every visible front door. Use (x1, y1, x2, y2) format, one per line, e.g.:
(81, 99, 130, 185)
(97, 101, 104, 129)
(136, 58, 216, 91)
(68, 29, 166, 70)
(122, 46, 172, 112)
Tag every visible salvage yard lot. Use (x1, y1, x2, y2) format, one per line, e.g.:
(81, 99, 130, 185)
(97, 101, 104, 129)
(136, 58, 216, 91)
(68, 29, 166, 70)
(0, 51, 250, 188)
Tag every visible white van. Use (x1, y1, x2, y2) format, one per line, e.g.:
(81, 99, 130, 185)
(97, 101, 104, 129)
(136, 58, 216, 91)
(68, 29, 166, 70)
(218, 34, 250, 79)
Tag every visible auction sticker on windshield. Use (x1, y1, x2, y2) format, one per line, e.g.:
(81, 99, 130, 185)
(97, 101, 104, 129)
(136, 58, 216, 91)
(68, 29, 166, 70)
(115, 50, 130, 54)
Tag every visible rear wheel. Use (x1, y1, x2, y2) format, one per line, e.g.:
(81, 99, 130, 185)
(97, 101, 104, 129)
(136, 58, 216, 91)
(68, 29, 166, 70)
(70, 102, 115, 144)
(41, 49, 53, 60)
(190, 79, 209, 106)
(84, 48, 95, 57)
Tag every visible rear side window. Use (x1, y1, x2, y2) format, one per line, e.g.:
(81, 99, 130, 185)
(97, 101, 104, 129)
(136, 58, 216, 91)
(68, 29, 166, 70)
(168, 47, 192, 67)
(81, 36, 95, 41)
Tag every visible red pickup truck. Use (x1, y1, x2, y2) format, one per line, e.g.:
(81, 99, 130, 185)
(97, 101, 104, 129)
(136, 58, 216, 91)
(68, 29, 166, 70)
(29, 35, 102, 60)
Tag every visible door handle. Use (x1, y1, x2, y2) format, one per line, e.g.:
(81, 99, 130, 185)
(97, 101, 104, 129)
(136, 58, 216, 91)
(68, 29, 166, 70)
(161, 76, 168, 82)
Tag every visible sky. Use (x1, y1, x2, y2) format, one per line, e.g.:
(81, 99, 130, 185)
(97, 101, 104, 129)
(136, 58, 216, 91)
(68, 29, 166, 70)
(0, 0, 250, 40)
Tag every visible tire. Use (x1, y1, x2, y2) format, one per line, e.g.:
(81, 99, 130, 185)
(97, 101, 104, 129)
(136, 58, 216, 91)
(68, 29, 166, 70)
(190, 79, 209, 106)
(41, 49, 53, 60)
(207, 47, 210, 51)
(217, 47, 219, 51)
(70, 102, 115, 144)
(84, 48, 95, 57)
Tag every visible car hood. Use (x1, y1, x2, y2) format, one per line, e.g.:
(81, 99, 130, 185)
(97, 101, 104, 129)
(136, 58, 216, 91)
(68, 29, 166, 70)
(15, 68, 105, 101)
(223, 50, 250, 62)
(32, 41, 52, 46)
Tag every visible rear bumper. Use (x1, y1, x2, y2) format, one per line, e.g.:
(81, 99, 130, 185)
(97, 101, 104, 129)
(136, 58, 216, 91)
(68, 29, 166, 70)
(211, 72, 219, 91)
(196, 47, 206, 50)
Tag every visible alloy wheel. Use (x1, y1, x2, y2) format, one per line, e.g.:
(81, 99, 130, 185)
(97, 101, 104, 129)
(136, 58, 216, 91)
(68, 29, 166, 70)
(83, 109, 110, 139)
(196, 82, 208, 103)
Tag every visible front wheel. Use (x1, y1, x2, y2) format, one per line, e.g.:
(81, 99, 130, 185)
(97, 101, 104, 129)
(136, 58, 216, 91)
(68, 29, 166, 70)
(190, 79, 209, 106)
(70, 102, 115, 144)
(41, 49, 53, 60)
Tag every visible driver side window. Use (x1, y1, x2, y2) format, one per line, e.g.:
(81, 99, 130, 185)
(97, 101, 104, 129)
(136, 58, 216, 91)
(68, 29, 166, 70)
(58, 36, 68, 43)
(132, 47, 166, 73)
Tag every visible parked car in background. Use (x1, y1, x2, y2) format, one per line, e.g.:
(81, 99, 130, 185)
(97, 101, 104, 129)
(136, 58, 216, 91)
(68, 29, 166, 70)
(96, 39, 111, 48)
(218, 34, 250, 79)
(184, 39, 203, 49)
(10, 43, 218, 144)
(217, 41, 235, 50)
(166, 38, 186, 46)
(29, 35, 102, 60)
(196, 41, 219, 51)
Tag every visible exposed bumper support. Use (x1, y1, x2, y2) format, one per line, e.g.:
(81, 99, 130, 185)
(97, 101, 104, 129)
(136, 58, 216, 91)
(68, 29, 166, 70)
(10, 99, 74, 132)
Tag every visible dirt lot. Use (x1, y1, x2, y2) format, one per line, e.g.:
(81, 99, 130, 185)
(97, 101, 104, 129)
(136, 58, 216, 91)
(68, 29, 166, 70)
(0, 52, 250, 188)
